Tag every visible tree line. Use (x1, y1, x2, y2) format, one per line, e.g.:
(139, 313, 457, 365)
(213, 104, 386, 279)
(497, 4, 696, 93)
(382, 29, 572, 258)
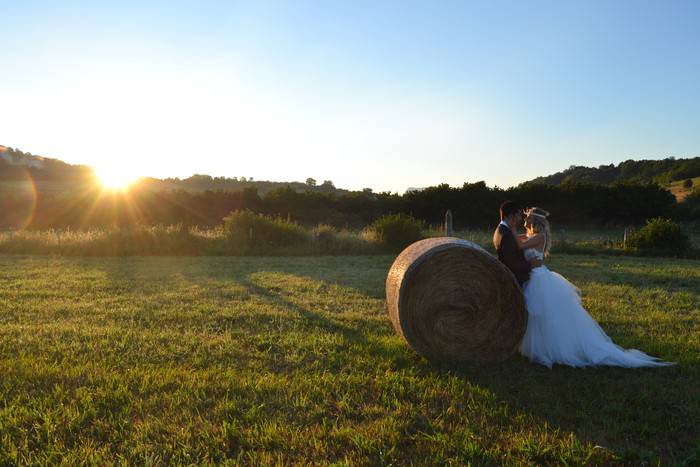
(2, 180, 697, 230)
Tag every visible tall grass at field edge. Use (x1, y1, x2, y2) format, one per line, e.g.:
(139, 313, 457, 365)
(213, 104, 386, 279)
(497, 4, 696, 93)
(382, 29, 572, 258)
(0, 221, 698, 258)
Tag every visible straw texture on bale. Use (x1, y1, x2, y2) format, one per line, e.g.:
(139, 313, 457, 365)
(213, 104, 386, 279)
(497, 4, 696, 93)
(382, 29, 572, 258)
(386, 237, 527, 363)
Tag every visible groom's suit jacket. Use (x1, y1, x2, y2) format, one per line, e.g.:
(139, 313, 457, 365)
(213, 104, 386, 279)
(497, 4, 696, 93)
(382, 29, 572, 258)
(493, 224, 532, 287)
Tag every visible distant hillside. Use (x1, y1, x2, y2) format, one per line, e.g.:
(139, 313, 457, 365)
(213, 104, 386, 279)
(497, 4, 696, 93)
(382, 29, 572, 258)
(5, 144, 699, 200)
(0, 145, 94, 181)
(0, 145, 46, 168)
(0, 145, 352, 196)
(140, 176, 351, 196)
(526, 157, 700, 187)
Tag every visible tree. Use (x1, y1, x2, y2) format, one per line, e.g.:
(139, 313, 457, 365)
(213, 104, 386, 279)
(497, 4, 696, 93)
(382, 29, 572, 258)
(321, 180, 335, 188)
(306, 177, 317, 187)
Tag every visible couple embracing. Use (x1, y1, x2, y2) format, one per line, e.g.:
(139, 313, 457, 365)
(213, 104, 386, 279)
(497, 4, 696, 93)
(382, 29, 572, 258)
(493, 200, 672, 369)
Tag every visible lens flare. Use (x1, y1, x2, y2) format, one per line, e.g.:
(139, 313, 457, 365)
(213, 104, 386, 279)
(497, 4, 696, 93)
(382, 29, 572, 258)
(6, 168, 38, 229)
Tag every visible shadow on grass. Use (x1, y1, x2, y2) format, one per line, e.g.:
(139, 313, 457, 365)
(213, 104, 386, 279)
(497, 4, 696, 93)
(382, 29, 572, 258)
(549, 255, 700, 293)
(221, 258, 699, 462)
(240, 257, 700, 463)
(92, 255, 699, 463)
(238, 277, 370, 344)
(438, 353, 699, 463)
(175, 256, 392, 300)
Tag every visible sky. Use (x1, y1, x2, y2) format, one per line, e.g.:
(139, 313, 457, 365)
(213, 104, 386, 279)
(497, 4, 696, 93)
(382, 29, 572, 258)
(1, 1, 699, 192)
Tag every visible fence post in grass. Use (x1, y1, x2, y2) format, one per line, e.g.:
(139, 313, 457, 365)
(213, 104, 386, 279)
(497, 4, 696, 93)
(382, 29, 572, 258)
(623, 227, 630, 249)
(444, 209, 453, 236)
(559, 229, 567, 245)
(249, 227, 254, 244)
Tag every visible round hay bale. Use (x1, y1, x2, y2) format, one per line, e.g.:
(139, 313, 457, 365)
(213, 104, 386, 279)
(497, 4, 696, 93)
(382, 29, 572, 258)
(386, 237, 527, 363)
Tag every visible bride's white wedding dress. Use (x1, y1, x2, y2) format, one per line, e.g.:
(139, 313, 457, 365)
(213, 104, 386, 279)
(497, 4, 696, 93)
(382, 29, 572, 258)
(519, 247, 673, 369)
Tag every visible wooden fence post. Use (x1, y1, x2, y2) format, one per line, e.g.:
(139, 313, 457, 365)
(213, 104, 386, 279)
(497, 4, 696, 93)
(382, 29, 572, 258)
(444, 209, 453, 236)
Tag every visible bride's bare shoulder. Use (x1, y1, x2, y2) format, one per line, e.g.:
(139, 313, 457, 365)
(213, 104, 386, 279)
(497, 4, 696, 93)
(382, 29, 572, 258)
(521, 233, 545, 249)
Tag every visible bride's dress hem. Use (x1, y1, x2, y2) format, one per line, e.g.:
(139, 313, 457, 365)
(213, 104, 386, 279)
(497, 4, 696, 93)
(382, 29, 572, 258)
(518, 261, 674, 370)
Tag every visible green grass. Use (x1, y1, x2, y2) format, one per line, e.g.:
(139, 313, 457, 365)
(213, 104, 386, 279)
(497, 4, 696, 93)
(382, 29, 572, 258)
(0, 254, 698, 464)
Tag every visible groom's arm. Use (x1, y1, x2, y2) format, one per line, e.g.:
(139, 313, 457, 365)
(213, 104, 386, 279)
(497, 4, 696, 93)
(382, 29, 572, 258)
(502, 231, 532, 279)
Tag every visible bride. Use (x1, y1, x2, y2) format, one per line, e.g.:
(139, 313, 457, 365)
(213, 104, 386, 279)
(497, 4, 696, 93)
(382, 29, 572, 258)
(516, 207, 673, 369)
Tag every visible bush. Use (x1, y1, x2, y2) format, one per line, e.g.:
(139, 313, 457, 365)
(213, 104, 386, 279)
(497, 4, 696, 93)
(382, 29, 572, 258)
(315, 224, 336, 251)
(626, 218, 691, 256)
(308, 224, 377, 254)
(683, 178, 694, 189)
(684, 190, 700, 219)
(82, 225, 201, 256)
(369, 214, 423, 251)
(223, 210, 309, 248)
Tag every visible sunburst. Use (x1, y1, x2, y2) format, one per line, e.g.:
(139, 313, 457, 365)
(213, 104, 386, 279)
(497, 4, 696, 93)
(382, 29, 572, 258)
(94, 165, 140, 191)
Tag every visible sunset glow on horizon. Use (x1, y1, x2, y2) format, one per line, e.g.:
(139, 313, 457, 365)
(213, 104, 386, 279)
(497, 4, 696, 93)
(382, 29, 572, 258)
(2, 1, 699, 193)
(94, 164, 141, 191)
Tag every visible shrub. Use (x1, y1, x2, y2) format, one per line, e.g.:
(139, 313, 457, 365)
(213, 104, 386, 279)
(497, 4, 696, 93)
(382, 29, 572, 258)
(683, 178, 694, 189)
(369, 213, 423, 251)
(315, 224, 336, 251)
(311, 224, 379, 255)
(81, 225, 199, 256)
(626, 218, 691, 256)
(683, 190, 700, 220)
(223, 210, 309, 248)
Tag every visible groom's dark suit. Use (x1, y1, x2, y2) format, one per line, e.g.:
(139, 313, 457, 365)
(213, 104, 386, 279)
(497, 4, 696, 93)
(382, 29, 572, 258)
(493, 222, 532, 286)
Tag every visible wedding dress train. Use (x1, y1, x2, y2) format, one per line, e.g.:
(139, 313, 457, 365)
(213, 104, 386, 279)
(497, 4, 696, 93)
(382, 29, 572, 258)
(519, 248, 673, 369)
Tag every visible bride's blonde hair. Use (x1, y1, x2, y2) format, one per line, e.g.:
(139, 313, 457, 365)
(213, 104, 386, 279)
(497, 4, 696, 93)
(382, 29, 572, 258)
(525, 207, 552, 256)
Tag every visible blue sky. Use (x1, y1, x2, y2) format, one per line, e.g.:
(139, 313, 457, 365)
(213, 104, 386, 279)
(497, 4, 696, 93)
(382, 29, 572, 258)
(1, 1, 699, 192)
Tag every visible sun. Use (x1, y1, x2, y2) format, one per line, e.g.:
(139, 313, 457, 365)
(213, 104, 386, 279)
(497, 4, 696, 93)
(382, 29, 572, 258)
(94, 166, 140, 191)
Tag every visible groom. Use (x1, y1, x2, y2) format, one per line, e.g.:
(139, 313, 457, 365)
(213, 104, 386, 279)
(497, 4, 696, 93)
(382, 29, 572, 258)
(493, 200, 541, 286)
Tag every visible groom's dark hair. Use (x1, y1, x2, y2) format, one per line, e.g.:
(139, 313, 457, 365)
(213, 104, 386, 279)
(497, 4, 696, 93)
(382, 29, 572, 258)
(500, 200, 521, 220)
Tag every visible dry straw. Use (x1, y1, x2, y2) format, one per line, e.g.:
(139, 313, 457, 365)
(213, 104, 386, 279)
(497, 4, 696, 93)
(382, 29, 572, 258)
(386, 237, 527, 363)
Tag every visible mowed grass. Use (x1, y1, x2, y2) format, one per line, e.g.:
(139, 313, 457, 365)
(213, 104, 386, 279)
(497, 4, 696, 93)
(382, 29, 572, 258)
(0, 254, 698, 464)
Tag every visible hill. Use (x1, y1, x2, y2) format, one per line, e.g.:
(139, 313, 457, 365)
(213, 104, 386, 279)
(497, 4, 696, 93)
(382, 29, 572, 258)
(0, 145, 94, 182)
(140, 176, 350, 196)
(0, 145, 45, 168)
(526, 157, 700, 187)
(0, 145, 351, 196)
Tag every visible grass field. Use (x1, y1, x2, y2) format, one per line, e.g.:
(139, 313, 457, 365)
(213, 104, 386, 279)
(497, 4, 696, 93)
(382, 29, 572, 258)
(0, 254, 698, 464)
